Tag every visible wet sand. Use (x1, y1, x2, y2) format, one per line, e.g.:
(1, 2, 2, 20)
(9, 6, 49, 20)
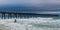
(0, 24, 16, 30)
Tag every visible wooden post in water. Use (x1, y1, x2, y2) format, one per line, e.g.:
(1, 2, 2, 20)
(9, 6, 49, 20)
(2, 13, 3, 19)
(2, 13, 5, 19)
(8, 13, 12, 19)
(14, 13, 18, 18)
(8, 13, 10, 19)
(4, 13, 5, 19)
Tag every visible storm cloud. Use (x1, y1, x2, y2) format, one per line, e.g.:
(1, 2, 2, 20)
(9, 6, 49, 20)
(0, 0, 60, 14)
(0, 0, 60, 6)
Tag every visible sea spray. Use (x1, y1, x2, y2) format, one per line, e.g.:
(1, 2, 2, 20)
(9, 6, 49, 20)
(0, 17, 60, 30)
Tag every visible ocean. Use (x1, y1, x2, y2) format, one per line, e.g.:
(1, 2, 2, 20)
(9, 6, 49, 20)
(0, 17, 60, 30)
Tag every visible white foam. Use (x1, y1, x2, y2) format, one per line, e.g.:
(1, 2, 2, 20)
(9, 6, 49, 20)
(0, 17, 60, 30)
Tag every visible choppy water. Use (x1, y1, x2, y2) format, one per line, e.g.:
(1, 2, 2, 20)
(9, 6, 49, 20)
(0, 17, 60, 30)
(14, 17, 60, 30)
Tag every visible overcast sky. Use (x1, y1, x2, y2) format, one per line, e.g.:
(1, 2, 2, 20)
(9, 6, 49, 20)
(0, 0, 60, 6)
(0, 0, 60, 8)
(0, 0, 60, 14)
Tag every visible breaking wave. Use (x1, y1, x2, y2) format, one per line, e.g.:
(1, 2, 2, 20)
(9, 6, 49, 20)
(0, 17, 60, 30)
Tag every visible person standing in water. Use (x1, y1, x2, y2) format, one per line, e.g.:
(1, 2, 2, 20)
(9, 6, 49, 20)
(14, 19, 17, 23)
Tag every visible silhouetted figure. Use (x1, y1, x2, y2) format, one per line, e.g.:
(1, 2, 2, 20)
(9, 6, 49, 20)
(14, 19, 16, 23)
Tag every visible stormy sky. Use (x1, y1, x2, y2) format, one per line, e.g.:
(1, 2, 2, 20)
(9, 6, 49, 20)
(0, 0, 60, 5)
(0, 0, 60, 14)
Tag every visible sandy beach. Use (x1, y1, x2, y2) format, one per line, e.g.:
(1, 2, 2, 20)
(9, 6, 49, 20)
(0, 24, 16, 30)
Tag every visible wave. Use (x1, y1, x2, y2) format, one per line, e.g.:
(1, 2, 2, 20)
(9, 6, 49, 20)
(0, 17, 60, 30)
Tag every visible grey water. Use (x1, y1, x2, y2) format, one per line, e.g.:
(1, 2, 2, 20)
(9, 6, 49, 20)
(0, 15, 60, 30)
(13, 16, 60, 30)
(0, 12, 60, 30)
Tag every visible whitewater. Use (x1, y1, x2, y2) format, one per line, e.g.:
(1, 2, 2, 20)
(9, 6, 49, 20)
(0, 17, 60, 30)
